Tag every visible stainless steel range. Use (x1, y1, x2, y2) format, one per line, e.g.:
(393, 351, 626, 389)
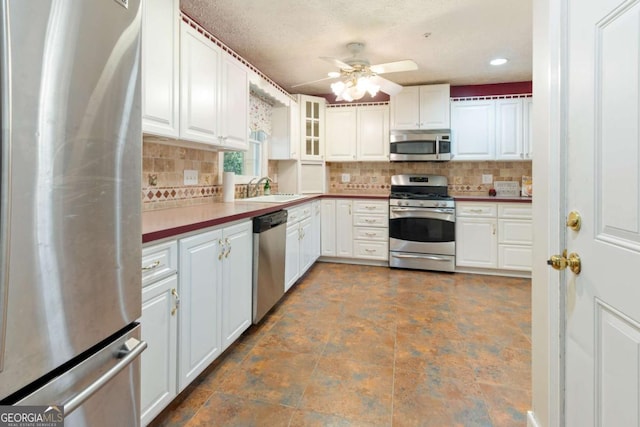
(389, 175, 456, 272)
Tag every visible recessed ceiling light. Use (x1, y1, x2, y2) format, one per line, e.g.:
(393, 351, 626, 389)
(490, 58, 508, 66)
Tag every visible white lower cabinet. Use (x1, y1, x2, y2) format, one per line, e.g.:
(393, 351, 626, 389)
(285, 202, 318, 291)
(456, 216, 498, 268)
(140, 252, 178, 426)
(177, 219, 252, 392)
(140, 241, 179, 426)
(178, 229, 223, 391)
(320, 198, 388, 262)
(220, 221, 253, 350)
(456, 202, 532, 273)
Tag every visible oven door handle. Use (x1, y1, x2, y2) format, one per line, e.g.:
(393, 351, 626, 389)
(389, 207, 455, 221)
(391, 253, 452, 262)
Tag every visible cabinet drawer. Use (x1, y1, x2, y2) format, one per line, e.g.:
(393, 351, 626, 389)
(142, 240, 178, 287)
(498, 219, 533, 245)
(498, 203, 532, 219)
(456, 203, 497, 217)
(353, 213, 388, 227)
(498, 244, 532, 271)
(353, 200, 388, 214)
(353, 227, 388, 241)
(353, 240, 389, 260)
(287, 203, 312, 224)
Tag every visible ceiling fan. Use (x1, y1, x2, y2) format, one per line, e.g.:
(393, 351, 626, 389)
(292, 42, 418, 101)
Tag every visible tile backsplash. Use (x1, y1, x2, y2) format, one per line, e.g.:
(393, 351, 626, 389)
(327, 161, 532, 196)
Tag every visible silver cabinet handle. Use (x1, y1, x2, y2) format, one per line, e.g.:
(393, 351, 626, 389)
(218, 239, 224, 260)
(365, 248, 376, 253)
(365, 206, 377, 210)
(364, 218, 377, 223)
(63, 338, 147, 416)
(469, 209, 484, 213)
(224, 238, 231, 258)
(171, 288, 180, 316)
(365, 232, 376, 237)
(141, 260, 160, 271)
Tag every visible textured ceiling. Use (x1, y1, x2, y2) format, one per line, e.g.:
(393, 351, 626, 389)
(180, 0, 532, 96)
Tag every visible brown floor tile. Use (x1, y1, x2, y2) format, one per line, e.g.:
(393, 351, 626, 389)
(217, 346, 320, 407)
(149, 385, 213, 427)
(154, 263, 531, 427)
(185, 392, 294, 427)
(479, 383, 530, 426)
(299, 357, 393, 425)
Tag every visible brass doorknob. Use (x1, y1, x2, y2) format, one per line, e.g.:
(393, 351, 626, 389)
(547, 249, 581, 274)
(566, 211, 582, 231)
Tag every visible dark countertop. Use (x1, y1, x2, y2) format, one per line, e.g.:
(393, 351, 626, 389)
(454, 195, 533, 203)
(143, 193, 388, 243)
(143, 193, 531, 243)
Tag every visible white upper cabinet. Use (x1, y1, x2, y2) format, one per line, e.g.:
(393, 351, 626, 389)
(523, 97, 534, 159)
(325, 104, 389, 162)
(325, 107, 357, 161)
(141, 0, 180, 138)
(179, 22, 221, 145)
(495, 98, 524, 160)
(219, 55, 248, 151)
(298, 95, 326, 161)
(357, 105, 390, 161)
(450, 99, 496, 161)
(451, 97, 533, 161)
(270, 101, 299, 160)
(390, 84, 450, 130)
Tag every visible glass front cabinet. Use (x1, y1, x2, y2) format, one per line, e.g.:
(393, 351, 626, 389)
(298, 94, 326, 161)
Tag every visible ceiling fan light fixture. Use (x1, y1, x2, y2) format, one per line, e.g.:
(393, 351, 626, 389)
(328, 71, 341, 78)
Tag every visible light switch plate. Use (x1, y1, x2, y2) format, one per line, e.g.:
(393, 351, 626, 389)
(482, 174, 493, 184)
(184, 169, 198, 186)
(341, 173, 350, 183)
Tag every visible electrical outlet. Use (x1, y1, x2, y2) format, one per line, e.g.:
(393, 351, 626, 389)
(482, 174, 493, 184)
(341, 173, 351, 183)
(184, 169, 198, 186)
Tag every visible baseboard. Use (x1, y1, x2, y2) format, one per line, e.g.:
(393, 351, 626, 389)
(455, 266, 532, 278)
(317, 257, 389, 267)
(527, 411, 541, 427)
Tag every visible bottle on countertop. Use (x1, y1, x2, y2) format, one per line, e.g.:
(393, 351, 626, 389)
(264, 179, 271, 195)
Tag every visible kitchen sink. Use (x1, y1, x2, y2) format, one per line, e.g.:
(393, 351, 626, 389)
(242, 194, 308, 203)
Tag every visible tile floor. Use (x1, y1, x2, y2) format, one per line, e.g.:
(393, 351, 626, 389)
(150, 263, 531, 427)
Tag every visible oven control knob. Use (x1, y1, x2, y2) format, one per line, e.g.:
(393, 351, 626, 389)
(419, 201, 424, 206)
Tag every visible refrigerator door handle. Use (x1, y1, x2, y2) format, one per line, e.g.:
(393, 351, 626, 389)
(63, 339, 147, 416)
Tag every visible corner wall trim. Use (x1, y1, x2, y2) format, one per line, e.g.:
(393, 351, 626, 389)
(527, 411, 542, 427)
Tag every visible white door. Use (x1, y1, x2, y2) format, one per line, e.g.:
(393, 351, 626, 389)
(563, 1, 640, 425)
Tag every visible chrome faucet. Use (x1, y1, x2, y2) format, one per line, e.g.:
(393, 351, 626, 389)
(251, 176, 271, 197)
(246, 177, 258, 198)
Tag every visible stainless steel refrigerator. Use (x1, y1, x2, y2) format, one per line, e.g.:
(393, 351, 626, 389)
(0, 1, 145, 425)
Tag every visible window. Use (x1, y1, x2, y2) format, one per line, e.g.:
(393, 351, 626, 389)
(222, 130, 268, 183)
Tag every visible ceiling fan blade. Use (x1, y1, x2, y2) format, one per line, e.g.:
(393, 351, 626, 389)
(369, 75, 403, 96)
(369, 59, 418, 74)
(291, 75, 339, 88)
(319, 56, 355, 71)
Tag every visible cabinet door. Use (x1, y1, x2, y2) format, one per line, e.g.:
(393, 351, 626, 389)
(320, 199, 336, 256)
(325, 107, 357, 161)
(498, 218, 533, 245)
(498, 245, 533, 271)
(299, 95, 325, 161)
(311, 201, 321, 262)
(141, 0, 179, 138)
(221, 221, 252, 350)
(180, 22, 220, 145)
(299, 217, 314, 274)
(523, 97, 534, 159)
(419, 84, 450, 129)
(450, 100, 496, 160)
(390, 86, 420, 129)
(357, 105, 389, 161)
(219, 56, 248, 151)
(336, 200, 353, 257)
(141, 274, 178, 426)
(455, 217, 498, 268)
(178, 229, 223, 391)
(285, 223, 301, 291)
(495, 98, 524, 160)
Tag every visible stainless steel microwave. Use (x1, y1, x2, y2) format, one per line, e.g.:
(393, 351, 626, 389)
(389, 129, 452, 162)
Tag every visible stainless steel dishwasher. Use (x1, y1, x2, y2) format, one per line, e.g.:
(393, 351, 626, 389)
(252, 210, 288, 323)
